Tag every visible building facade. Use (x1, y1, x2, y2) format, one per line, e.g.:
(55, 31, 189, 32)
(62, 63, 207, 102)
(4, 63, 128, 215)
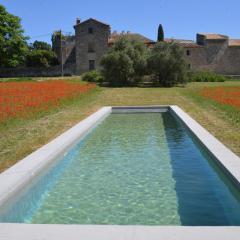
(52, 18, 240, 75)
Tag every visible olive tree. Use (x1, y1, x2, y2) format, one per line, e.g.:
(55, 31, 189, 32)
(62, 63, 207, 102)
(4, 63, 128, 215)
(148, 41, 188, 87)
(100, 36, 149, 86)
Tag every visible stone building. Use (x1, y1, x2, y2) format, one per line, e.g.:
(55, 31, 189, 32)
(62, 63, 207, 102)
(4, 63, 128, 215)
(52, 18, 240, 75)
(170, 34, 240, 75)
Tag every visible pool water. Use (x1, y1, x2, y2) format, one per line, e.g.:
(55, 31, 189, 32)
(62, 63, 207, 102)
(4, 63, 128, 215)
(1, 112, 240, 225)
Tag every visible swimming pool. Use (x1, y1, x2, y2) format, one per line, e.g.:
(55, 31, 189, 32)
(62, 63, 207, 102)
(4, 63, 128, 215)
(0, 106, 240, 226)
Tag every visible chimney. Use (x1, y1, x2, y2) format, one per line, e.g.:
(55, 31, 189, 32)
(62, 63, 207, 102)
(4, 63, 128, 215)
(76, 18, 81, 25)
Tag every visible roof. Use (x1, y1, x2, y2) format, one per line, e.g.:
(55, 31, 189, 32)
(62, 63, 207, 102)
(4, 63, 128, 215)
(76, 18, 110, 27)
(108, 35, 203, 48)
(108, 32, 153, 44)
(164, 38, 203, 48)
(197, 33, 228, 40)
(229, 39, 240, 47)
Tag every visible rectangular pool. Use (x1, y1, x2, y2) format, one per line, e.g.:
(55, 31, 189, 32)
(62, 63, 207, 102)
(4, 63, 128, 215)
(0, 107, 240, 226)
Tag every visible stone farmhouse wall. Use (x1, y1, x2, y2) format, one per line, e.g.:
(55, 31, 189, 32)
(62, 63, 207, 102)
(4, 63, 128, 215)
(0, 64, 75, 78)
(185, 36, 240, 75)
(215, 47, 240, 75)
(74, 19, 110, 75)
(52, 34, 76, 65)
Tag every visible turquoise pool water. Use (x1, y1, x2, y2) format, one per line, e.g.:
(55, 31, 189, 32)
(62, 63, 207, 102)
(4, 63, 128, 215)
(1, 112, 240, 225)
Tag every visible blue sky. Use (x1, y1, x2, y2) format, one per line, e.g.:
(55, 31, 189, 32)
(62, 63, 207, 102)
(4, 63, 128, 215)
(1, 0, 239, 43)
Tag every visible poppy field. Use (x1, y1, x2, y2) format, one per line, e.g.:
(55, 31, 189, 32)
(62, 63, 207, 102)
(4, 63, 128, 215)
(0, 80, 96, 123)
(201, 86, 240, 110)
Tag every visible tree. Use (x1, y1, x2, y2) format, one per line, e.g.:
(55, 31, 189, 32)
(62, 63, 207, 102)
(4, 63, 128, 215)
(157, 24, 164, 42)
(0, 5, 28, 67)
(100, 36, 149, 86)
(26, 40, 58, 67)
(101, 50, 134, 86)
(31, 40, 52, 51)
(26, 50, 58, 67)
(148, 41, 188, 87)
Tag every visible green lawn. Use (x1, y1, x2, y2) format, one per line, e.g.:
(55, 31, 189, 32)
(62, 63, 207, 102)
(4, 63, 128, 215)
(0, 79, 239, 172)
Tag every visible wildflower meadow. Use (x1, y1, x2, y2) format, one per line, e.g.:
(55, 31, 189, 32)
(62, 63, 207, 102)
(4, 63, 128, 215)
(0, 80, 96, 123)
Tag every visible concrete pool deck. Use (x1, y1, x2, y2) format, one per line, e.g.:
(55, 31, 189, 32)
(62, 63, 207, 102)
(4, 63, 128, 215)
(0, 105, 240, 240)
(1, 224, 240, 240)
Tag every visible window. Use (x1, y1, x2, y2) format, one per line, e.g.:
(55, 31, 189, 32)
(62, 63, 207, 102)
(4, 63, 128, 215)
(88, 42, 95, 53)
(188, 64, 191, 70)
(186, 50, 191, 56)
(88, 27, 93, 34)
(89, 60, 95, 70)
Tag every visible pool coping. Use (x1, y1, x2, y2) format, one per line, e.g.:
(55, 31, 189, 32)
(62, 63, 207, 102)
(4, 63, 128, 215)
(0, 105, 240, 240)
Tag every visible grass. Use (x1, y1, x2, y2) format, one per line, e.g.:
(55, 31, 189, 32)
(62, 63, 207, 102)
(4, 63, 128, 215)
(0, 77, 34, 82)
(0, 78, 239, 172)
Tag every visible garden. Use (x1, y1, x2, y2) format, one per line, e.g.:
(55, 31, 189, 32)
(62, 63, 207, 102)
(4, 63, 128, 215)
(0, 77, 239, 173)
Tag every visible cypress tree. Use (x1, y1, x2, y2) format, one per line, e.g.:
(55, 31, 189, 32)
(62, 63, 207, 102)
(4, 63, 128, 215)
(157, 24, 164, 42)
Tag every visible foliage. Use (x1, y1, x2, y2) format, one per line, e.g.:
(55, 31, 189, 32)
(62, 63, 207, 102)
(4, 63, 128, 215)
(157, 24, 164, 42)
(30, 40, 52, 51)
(0, 4, 28, 67)
(147, 41, 188, 87)
(189, 71, 226, 82)
(52, 31, 68, 41)
(101, 51, 133, 86)
(81, 70, 103, 83)
(101, 38, 187, 87)
(100, 37, 149, 86)
(25, 40, 58, 67)
(25, 49, 58, 67)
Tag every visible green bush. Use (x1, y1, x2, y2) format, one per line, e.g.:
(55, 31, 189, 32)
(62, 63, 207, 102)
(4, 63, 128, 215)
(147, 41, 188, 87)
(189, 71, 226, 82)
(81, 70, 103, 83)
(100, 37, 149, 86)
(25, 50, 58, 67)
(31, 41, 52, 51)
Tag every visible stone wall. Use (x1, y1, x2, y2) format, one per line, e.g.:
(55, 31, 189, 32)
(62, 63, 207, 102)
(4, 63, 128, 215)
(215, 47, 240, 75)
(0, 64, 75, 78)
(185, 39, 240, 75)
(185, 47, 210, 71)
(74, 19, 110, 75)
(52, 34, 76, 65)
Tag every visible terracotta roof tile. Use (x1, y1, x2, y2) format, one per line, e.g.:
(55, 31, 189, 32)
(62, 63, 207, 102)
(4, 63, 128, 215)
(108, 33, 153, 44)
(229, 39, 240, 47)
(164, 39, 203, 48)
(198, 33, 228, 40)
(77, 18, 110, 27)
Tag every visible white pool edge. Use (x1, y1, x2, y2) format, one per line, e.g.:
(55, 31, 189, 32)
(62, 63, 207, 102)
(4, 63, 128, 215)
(0, 106, 112, 207)
(1, 224, 240, 240)
(170, 105, 240, 187)
(0, 105, 240, 240)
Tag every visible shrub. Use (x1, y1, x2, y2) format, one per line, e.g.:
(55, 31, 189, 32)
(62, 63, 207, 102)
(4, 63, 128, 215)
(189, 71, 226, 82)
(31, 41, 52, 51)
(25, 50, 58, 67)
(100, 37, 149, 86)
(147, 41, 188, 87)
(81, 70, 103, 83)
